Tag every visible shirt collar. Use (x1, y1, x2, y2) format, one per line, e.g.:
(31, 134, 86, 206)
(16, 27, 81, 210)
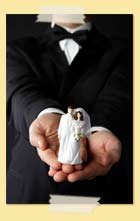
(51, 22, 92, 33)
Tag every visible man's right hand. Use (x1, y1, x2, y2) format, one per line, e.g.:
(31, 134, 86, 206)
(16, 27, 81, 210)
(29, 113, 86, 182)
(29, 113, 62, 170)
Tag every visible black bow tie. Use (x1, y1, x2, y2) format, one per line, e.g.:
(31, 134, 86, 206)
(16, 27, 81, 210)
(52, 25, 89, 46)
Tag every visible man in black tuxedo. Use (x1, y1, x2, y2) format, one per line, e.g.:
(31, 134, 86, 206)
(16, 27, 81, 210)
(7, 14, 132, 203)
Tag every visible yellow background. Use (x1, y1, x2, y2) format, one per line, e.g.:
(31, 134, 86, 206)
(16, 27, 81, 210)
(0, 0, 139, 220)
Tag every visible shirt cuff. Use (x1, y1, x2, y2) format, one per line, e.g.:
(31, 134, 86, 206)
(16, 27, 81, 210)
(89, 126, 111, 134)
(37, 108, 65, 118)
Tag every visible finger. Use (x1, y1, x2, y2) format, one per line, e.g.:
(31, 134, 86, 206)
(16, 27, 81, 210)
(68, 159, 113, 182)
(80, 147, 87, 162)
(30, 133, 48, 150)
(62, 164, 74, 173)
(46, 134, 59, 151)
(68, 162, 97, 182)
(29, 123, 48, 150)
(80, 137, 87, 149)
(38, 136, 49, 150)
(80, 137, 88, 161)
(67, 170, 85, 182)
(48, 167, 57, 177)
(53, 171, 67, 182)
(38, 148, 61, 170)
(74, 164, 83, 170)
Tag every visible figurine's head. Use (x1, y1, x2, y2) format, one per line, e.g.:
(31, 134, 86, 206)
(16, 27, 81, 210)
(74, 111, 84, 121)
(67, 106, 73, 115)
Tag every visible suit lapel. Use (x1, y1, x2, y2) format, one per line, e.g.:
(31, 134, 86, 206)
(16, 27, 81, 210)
(39, 26, 69, 74)
(38, 28, 69, 93)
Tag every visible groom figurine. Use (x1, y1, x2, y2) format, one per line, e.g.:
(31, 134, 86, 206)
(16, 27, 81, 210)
(57, 106, 74, 165)
(7, 14, 132, 203)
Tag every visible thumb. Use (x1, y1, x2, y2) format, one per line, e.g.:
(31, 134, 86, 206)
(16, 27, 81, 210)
(80, 137, 87, 161)
(37, 135, 48, 150)
(30, 133, 48, 150)
(29, 119, 49, 150)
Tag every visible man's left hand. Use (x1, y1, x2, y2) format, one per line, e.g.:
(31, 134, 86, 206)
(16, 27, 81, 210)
(67, 131, 122, 182)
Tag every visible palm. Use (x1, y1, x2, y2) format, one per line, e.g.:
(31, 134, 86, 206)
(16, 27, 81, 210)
(67, 131, 122, 182)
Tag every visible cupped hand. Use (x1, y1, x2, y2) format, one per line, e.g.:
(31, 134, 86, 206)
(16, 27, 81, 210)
(29, 113, 62, 170)
(67, 131, 122, 182)
(29, 113, 81, 175)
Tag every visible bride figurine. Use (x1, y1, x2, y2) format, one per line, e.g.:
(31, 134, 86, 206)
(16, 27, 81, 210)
(72, 111, 86, 142)
(58, 107, 90, 165)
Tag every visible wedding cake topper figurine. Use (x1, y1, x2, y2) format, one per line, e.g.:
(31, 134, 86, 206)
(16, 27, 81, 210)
(58, 106, 91, 165)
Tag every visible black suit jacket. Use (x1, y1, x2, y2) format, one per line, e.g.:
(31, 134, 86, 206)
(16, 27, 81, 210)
(6, 23, 132, 203)
(7, 24, 132, 139)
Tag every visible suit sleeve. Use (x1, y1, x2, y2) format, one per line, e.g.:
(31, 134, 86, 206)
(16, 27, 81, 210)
(7, 44, 64, 139)
(91, 44, 132, 140)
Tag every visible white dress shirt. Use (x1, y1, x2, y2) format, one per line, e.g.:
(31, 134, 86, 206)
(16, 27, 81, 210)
(38, 22, 110, 134)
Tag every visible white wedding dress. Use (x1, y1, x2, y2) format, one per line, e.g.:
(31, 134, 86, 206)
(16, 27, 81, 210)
(67, 119, 85, 164)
